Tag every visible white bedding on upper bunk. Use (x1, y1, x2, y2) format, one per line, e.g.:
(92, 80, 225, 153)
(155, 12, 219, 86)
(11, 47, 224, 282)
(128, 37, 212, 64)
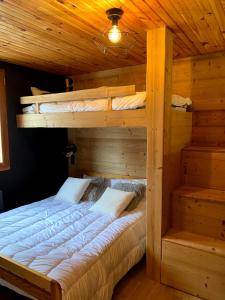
(22, 91, 147, 113)
(0, 196, 146, 300)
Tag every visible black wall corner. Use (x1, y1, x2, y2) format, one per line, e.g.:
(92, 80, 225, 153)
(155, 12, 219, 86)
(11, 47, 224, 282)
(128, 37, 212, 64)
(0, 62, 68, 211)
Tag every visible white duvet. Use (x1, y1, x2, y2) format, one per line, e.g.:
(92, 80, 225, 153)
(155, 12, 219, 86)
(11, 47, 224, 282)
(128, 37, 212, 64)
(0, 197, 146, 300)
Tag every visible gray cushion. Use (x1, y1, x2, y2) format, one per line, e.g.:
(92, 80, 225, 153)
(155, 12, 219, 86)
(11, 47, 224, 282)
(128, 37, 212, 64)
(112, 182, 146, 211)
(81, 176, 110, 202)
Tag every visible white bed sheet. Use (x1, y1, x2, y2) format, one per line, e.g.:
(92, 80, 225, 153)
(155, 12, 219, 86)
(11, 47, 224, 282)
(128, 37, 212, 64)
(0, 197, 146, 300)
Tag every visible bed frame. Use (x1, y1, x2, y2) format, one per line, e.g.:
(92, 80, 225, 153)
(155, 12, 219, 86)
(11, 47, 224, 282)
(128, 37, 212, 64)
(1, 26, 193, 300)
(16, 85, 147, 128)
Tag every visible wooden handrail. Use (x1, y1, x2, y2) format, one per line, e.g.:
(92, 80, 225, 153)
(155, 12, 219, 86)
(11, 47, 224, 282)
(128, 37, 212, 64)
(20, 85, 135, 105)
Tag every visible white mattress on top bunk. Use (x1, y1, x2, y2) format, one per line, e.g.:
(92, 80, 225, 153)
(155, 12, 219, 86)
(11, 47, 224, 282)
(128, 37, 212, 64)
(23, 91, 147, 114)
(0, 196, 146, 300)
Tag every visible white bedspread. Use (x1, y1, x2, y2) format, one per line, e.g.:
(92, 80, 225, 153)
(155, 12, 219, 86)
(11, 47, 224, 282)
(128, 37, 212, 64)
(0, 197, 146, 300)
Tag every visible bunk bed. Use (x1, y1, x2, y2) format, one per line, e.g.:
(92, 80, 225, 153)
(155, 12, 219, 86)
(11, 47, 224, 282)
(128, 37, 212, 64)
(17, 85, 147, 128)
(0, 27, 193, 300)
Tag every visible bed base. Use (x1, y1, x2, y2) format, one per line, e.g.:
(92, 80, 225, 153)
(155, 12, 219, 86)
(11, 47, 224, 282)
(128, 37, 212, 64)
(0, 255, 62, 300)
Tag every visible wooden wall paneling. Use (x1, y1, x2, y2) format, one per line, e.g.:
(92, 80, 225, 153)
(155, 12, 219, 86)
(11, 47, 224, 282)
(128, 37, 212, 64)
(72, 64, 147, 92)
(172, 52, 225, 111)
(68, 128, 147, 179)
(146, 26, 173, 280)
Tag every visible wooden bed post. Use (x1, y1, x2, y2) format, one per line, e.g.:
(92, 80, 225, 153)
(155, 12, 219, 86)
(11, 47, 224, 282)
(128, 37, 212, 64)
(146, 26, 173, 281)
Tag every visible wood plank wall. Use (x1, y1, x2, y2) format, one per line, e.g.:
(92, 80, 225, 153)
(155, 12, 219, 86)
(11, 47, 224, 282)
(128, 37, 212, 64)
(72, 51, 225, 147)
(69, 52, 203, 178)
(69, 64, 147, 178)
(69, 128, 147, 178)
(173, 52, 225, 146)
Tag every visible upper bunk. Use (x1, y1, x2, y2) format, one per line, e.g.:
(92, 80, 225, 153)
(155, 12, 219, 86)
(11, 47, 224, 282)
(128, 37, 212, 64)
(16, 85, 147, 128)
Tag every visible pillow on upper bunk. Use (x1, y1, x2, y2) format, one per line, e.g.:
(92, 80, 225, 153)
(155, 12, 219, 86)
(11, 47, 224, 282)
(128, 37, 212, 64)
(111, 182, 146, 211)
(31, 86, 50, 96)
(81, 176, 109, 202)
(55, 177, 91, 203)
(89, 187, 135, 218)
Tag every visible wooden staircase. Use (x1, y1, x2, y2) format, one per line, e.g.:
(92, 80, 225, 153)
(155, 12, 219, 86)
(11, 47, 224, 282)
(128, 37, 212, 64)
(162, 146, 225, 299)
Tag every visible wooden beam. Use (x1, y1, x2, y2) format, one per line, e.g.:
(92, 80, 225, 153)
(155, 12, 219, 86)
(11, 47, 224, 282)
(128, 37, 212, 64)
(17, 109, 147, 128)
(146, 26, 173, 280)
(20, 85, 135, 104)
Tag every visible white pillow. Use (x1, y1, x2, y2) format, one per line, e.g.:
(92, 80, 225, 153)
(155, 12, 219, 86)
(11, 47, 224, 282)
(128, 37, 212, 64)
(90, 187, 135, 218)
(55, 177, 91, 203)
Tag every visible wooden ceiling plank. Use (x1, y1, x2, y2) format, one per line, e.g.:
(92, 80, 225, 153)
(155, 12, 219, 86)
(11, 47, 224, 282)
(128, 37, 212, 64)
(194, 0, 225, 48)
(4, 0, 145, 65)
(147, 0, 204, 54)
(158, 0, 207, 54)
(207, 0, 225, 40)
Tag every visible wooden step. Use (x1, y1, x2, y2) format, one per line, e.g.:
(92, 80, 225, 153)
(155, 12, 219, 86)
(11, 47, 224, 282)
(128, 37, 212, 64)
(172, 186, 225, 240)
(174, 185, 225, 203)
(163, 229, 225, 257)
(182, 146, 225, 190)
(162, 229, 225, 300)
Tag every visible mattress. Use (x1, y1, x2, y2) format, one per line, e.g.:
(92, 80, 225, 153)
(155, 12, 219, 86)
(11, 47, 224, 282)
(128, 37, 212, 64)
(0, 196, 146, 300)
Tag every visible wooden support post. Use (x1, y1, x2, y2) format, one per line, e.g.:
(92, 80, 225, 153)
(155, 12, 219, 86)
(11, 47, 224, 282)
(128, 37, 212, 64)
(146, 26, 173, 281)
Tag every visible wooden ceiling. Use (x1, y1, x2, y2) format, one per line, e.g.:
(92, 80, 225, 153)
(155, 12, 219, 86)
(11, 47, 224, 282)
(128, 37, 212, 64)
(0, 0, 225, 75)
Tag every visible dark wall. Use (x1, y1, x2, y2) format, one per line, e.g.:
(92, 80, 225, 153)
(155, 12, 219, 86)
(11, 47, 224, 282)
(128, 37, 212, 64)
(0, 62, 68, 211)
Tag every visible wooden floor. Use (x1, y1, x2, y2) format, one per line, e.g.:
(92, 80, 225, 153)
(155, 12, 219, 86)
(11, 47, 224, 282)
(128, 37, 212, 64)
(0, 259, 200, 300)
(112, 259, 201, 300)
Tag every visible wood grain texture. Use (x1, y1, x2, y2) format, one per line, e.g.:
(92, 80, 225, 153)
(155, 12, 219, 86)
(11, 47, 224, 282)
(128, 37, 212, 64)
(146, 26, 173, 280)
(68, 128, 147, 178)
(172, 186, 225, 240)
(0, 1, 225, 74)
(113, 259, 200, 300)
(162, 232, 225, 300)
(0, 69, 10, 171)
(182, 146, 225, 190)
(17, 109, 147, 128)
(20, 85, 135, 104)
(0, 255, 61, 300)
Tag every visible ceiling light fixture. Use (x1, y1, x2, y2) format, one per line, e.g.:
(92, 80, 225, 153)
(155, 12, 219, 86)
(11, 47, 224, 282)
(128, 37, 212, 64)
(106, 8, 123, 44)
(93, 7, 138, 57)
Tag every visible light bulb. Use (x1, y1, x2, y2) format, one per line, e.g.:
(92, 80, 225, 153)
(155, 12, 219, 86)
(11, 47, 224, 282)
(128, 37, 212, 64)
(108, 25, 122, 43)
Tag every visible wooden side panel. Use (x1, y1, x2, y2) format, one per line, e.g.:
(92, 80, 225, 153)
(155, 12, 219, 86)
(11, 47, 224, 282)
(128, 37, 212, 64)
(17, 109, 147, 129)
(182, 149, 225, 190)
(162, 241, 225, 300)
(172, 194, 225, 240)
(170, 111, 192, 193)
(68, 128, 147, 178)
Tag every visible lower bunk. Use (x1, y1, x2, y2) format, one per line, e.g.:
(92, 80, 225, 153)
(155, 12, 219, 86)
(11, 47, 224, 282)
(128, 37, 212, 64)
(0, 179, 146, 300)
